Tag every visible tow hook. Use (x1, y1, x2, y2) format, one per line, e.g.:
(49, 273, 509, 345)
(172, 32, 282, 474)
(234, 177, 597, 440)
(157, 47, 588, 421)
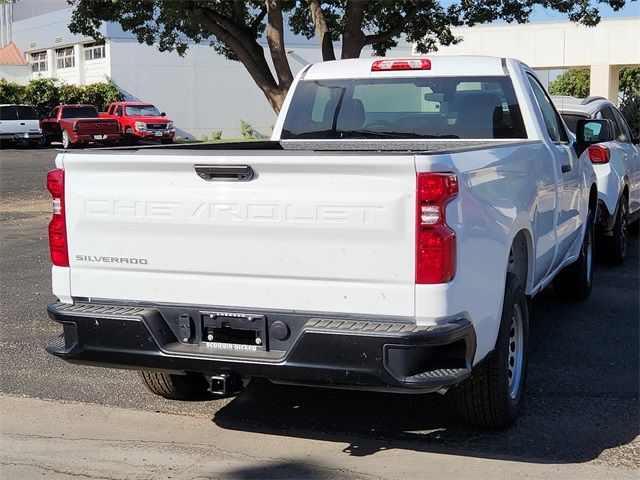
(207, 373, 243, 396)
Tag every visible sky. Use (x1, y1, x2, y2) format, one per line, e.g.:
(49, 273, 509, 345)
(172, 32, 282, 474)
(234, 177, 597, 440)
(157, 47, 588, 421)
(528, 1, 639, 22)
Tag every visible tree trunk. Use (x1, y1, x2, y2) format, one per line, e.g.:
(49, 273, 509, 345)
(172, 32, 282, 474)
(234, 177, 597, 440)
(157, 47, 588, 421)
(263, 87, 288, 114)
(308, 0, 336, 61)
(342, 0, 365, 59)
(197, 10, 286, 113)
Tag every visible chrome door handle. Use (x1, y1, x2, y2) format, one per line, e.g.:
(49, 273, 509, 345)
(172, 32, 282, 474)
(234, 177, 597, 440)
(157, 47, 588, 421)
(195, 165, 255, 181)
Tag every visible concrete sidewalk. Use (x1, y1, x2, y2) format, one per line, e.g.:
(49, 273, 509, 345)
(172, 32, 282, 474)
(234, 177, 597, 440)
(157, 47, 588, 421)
(0, 395, 635, 480)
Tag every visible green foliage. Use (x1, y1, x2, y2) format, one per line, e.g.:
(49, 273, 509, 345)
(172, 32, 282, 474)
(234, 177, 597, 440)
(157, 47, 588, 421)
(549, 67, 640, 100)
(549, 69, 590, 98)
(0, 77, 124, 116)
(620, 91, 640, 139)
(619, 67, 640, 101)
(0, 78, 24, 104)
(240, 120, 258, 140)
(200, 131, 222, 142)
(21, 77, 61, 116)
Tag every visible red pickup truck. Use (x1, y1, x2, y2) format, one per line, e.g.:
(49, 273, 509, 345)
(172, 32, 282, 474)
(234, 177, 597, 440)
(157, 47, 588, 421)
(101, 102, 175, 145)
(41, 104, 120, 149)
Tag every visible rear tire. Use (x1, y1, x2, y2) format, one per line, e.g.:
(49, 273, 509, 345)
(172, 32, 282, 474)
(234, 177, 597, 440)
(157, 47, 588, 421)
(554, 208, 595, 301)
(606, 197, 628, 264)
(61, 130, 73, 149)
(454, 273, 529, 430)
(138, 371, 209, 400)
(161, 138, 173, 145)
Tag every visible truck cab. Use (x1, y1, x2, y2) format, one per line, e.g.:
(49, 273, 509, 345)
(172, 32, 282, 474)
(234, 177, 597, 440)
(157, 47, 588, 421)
(103, 102, 175, 145)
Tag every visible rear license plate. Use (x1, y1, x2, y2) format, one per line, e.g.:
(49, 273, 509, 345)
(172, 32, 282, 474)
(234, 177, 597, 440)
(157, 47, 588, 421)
(201, 312, 266, 351)
(154, 131, 162, 137)
(93, 134, 105, 140)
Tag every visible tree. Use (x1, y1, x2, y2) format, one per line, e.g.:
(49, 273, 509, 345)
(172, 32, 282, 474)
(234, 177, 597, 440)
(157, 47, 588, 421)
(548, 68, 591, 98)
(549, 66, 640, 100)
(67, 0, 632, 112)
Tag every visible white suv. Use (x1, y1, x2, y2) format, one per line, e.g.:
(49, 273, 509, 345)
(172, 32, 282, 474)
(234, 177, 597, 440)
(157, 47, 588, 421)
(553, 96, 640, 263)
(0, 104, 44, 147)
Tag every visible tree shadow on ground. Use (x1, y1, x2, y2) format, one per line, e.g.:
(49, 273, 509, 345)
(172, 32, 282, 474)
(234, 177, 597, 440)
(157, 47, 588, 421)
(212, 236, 639, 465)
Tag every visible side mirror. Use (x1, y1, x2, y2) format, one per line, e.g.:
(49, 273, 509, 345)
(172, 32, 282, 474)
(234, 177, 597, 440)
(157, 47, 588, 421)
(576, 119, 615, 145)
(160, 112, 166, 117)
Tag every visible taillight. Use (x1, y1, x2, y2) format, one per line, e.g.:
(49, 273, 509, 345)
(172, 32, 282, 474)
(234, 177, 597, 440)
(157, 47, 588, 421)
(587, 145, 610, 164)
(416, 173, 458, 284)
(47, 168, 69, 267)
(372, 59, 431, 71)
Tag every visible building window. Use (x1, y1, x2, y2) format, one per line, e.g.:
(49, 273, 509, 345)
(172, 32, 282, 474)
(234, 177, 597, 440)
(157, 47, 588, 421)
(31, 51, 47, 73)
(56, 47, 75, 69)
(84, 42, 106, 61)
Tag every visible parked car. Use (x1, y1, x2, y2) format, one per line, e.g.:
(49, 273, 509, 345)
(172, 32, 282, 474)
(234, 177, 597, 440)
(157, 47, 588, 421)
(553, 95, 640, 263)
(101, 101, 175, 145)
(0, 104, 43, 147)
(41, 104, 120, 149)
(46, 56, 607, 429)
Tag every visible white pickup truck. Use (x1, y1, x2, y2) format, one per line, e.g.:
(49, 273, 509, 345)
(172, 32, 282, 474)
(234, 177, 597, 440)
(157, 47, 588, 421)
(46, 56, 608, 429)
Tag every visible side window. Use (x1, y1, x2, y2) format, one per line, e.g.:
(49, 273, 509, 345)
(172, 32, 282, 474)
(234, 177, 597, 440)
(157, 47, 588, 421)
(612, 107, 632, 143)
(49, 107, 59, 119)
(527, 74, 568, 143)
(600, 107, 622, 140)
(115, 105, 122, 117)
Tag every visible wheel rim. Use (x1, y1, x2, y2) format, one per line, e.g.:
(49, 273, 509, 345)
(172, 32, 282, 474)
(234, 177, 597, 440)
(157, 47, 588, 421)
(62, 131, 69, 148)
(507, 303, 524, 400)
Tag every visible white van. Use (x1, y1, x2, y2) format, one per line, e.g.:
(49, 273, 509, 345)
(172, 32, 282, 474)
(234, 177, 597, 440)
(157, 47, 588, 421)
(0, 104, 43, 146)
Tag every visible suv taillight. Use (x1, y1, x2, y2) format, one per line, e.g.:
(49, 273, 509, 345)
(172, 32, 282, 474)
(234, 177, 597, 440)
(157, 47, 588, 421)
(47, 169, 69, 267)
(416, 172, 458, 284)
(587, 144, 610, 164)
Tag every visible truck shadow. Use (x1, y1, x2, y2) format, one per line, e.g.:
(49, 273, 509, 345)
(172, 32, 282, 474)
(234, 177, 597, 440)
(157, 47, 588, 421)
(212, 235, 639, 465)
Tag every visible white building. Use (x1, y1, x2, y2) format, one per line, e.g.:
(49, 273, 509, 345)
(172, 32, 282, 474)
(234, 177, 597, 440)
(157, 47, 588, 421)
(431, 17, 640, 103)
(2, 1, 638, 138)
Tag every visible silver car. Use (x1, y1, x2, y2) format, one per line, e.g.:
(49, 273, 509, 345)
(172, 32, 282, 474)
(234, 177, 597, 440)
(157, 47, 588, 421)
(553, 95, 640, 263)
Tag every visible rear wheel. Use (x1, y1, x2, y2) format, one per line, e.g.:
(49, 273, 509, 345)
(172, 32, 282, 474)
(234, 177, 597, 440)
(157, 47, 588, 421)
(454, 273, 529, 430)
(61, 130, 73, 149)
(554, 208, 595, 301)
(138, 371, 209, 400)
(607, 197, 628, 264)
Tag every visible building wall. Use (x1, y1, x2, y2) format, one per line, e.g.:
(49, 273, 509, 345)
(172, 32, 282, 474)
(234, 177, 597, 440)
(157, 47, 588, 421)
(0, 64, 30, 84)
(108, 39, 332, 139)
(427, 18, 640, 103)
(428, 18, 639, 69)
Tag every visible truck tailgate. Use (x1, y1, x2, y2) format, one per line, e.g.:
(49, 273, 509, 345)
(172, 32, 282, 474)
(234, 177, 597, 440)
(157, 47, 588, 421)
(74, 118, 119, 135)
(61, 151, 417, 316)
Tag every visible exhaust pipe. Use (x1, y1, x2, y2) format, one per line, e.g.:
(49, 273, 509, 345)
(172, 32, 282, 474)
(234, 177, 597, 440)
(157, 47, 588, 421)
(208, 373, 243, 396)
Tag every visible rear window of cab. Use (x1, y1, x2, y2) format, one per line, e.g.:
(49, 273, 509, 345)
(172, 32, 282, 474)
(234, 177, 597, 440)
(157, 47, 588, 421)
(0, 105, 38, 121)
(282, 76, 527, 140)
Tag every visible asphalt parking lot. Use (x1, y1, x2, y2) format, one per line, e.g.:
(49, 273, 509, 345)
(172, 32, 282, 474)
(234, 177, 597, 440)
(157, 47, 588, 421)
(0, 146, 638, 477)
